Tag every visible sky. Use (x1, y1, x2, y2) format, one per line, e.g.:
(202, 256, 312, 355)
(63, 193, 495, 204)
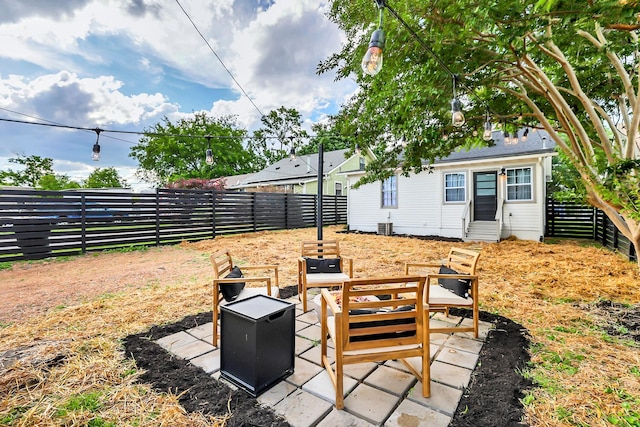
(0, 0, 358, 191)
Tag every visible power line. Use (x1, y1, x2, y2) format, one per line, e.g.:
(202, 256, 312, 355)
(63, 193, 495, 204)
(174, 0, 265, 119)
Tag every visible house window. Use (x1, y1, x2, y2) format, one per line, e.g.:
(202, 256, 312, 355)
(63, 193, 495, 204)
(381, 175, 397, 208)
(506, 167, 533, 201)
(335, 182, 343, 196)
(359, 157, 365, 170)
(444, 172, 466, 202)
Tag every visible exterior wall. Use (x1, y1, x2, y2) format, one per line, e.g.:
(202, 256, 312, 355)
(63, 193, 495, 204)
(347, 154, 553, 241)
(298, 154, 371, 196)
(499, 157, 551, 241)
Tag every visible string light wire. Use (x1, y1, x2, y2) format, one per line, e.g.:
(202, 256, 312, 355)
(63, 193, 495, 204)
(174, 0, 264, 119)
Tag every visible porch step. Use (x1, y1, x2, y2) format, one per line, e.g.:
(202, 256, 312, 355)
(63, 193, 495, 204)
(464, 221, 499, 242)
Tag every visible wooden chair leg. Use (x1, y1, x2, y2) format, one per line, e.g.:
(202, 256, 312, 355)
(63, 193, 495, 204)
(212, 289, 219, 347)
(301, 285, 308, 312)
(335, 360, 344, 409)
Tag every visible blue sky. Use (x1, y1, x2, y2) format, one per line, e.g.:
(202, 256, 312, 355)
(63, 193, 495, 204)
(0, 0, 357, 190)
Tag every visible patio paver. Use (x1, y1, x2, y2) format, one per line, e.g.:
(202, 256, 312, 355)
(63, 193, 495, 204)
(154, 295, 489, 426)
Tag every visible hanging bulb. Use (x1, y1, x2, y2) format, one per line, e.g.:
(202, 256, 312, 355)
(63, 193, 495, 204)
(472, 129, 478, 137)
(451, 98, 465, 127)
(205, 148, 213, 165)
(483, 120, 493, 141)
(355, 143, 362, 156)
(503, 129, 510, 144)
(289, 147, 296, 160)
(361, 29, 385, 76)
(92, 142, 100, 161)
(522, 128, 529, 142)
(91, 128, 102, 161)
(442, 133, 449, 141)
(450, 75, 464, 127)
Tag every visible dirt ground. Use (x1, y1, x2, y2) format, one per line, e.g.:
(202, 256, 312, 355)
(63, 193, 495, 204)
(0, 235, 531, 426)
(1, 227, 638, 426)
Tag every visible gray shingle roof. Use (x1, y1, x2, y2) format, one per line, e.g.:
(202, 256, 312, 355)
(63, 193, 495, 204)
(245, 149, 350, 185)
(433, 128, 556, 164)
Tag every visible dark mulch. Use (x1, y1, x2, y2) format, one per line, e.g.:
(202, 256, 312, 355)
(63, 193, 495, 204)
(123, 286, 532, 427)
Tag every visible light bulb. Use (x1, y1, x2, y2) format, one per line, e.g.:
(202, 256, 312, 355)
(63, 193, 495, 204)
(451, 98, 465, 127)
(483, 120, 493, 141)
(361, 29, 384, 76)
(205, 148, 213, 165)
(92, 143, 100, 161)
(522, 128, 529, 142)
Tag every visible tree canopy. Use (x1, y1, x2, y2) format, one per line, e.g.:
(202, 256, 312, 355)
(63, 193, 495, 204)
(130, 112, 257, 186)
(0, 155, 55, 187)
(248, 106, 310, 168)
(84, 167, 128, 189)
(322, 0, 640, 264)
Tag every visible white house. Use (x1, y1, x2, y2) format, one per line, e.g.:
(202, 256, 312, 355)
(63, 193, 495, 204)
(344, 128, 557, 242)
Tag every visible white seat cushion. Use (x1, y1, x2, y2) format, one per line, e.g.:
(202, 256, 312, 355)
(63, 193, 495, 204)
(305, 272, 350, 285)
(428, 285, 473, 306)
(219, 286, 279, 306)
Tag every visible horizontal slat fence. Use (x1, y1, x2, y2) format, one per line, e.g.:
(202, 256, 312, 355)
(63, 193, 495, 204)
(0, 189, 347, 261)
(546, 198, 636, 262)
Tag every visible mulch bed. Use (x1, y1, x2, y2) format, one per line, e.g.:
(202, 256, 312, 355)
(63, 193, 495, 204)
(124, 286, 532, 426)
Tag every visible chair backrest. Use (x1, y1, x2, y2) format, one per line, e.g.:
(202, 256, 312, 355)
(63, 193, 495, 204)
(210, 249, 234, 279)
(301, 240, 341, 258)
(445, 248, 480, 275)
(336, 276, 426, 353)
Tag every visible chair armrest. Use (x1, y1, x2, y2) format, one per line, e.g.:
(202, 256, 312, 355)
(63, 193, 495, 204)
(404, 262, 441, 274)
(426, 273, 478, 281)
(214, 276, 274, 289)
(320, 288, 341, 315)
(241, 264, 278, 270)
(241, 264, 279, 287)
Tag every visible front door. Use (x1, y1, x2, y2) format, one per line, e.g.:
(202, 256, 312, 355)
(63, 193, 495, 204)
(473, 172, 497, 221)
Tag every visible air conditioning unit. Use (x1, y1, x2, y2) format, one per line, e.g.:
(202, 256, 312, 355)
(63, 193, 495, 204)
(377, 222, 393, 236)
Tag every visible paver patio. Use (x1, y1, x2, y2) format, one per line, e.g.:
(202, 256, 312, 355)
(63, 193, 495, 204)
(156, 294, 491, 427)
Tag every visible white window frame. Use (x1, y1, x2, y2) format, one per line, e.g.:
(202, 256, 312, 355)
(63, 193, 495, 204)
(381, 175, 398, 208)
(506, 167, 533, 201)
(444, 172, 466, 203)
(334, 182, 343, 196)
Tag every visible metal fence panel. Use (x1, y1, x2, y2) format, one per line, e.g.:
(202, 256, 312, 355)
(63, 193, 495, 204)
(0, 188, 347, 261)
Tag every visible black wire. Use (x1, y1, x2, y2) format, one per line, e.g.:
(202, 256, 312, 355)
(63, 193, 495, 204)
(174, 0, 265, 119)
(0, 106, 136, 144)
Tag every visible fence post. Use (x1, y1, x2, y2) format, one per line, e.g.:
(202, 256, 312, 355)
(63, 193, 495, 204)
(285, 194, 289, 230)
(211, 190, 217, 238)
(546, 197, 553, 237)
(252, 192, 257, 232)
(81, 194, 87, 254)
(155, 189, 160, 246)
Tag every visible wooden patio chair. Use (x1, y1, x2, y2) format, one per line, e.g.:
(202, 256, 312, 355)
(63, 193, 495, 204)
(319, 275, 430, 409)
(297, 240, 353, 312)
(405, 247, 481, 337)
(210, 249, 279, 346)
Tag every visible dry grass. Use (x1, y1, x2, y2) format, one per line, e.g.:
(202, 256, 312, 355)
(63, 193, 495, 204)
(1, 226, 639, 426)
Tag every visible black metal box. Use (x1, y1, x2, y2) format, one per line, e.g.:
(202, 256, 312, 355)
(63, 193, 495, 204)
(220, 294, 295, 396)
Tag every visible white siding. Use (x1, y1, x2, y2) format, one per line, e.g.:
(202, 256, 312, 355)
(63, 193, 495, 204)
(347, 153, 553, 241)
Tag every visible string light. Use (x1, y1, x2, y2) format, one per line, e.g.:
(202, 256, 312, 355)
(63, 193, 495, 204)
(92, 128, 102, 161)
(451, 75, 465, 127)
(205, 135, 213, 165)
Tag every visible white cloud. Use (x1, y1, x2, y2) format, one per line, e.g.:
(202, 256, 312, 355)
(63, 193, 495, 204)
(0, 0, 359, 187)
